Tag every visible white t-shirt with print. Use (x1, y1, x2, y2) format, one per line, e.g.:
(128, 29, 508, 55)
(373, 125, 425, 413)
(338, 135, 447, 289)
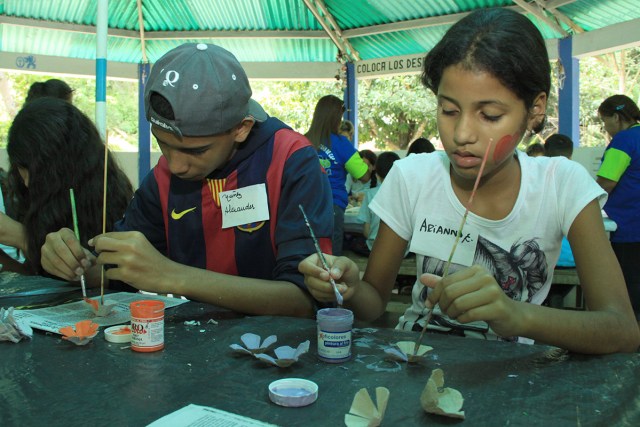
(369, 150, 606, 343)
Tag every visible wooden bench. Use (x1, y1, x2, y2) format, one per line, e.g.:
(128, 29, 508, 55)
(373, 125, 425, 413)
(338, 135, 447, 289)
(342, 249, 416, 276)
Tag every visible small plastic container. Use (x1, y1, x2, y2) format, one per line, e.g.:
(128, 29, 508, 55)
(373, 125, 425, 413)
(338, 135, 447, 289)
(268, 378, 318, 407)
(317, 307, 354, 363)
(104, 325, 132, 343)
(130, 300, 165, 352)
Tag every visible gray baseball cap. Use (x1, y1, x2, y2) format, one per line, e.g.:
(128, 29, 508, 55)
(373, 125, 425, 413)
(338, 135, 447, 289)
(145, 43, 267, 137)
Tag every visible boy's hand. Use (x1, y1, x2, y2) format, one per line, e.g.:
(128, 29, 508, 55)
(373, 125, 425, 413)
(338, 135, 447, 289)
(298, 254, 360, 303)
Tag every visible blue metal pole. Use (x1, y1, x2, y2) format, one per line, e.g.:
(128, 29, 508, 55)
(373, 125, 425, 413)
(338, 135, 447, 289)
(558, 37, 580, 146)
(344, 62, 358, 147)
(138, 62, 151, 186)
(95, 0, 108, 139)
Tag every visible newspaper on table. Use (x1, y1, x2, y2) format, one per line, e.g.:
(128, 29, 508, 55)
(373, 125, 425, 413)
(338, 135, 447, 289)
(12, 292, 187, 334)
(147, 404, 279, 427)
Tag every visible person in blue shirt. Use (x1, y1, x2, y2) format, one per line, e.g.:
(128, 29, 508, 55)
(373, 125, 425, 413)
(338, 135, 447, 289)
(305, 95, 372, 256)
(596, 94, 640, 320)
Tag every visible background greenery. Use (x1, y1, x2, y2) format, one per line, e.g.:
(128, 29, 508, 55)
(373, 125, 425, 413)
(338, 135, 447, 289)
(1, 47, 638, 152)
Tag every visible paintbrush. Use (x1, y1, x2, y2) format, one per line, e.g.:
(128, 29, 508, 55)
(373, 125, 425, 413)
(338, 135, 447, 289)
(298, 204, 344, 306)
(412, 139, 493, 356)
(100, 133, 109, 305)
(69, 188, 87, 299)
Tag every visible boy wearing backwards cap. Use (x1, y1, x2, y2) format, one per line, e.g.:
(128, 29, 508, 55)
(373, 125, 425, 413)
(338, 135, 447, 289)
(41, 43, 333, 317)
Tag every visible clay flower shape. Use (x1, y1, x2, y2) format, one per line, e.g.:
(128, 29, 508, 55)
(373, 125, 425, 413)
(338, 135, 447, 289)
(254, 340, 310, 368)
(230, 332, 277, 355)
(384, 341, 433, 363)
(344, 387, 390, 427)
(83, 298, 116, 317)
(59, 320, 99, 346)
(420, 368, 465, 419)
(0, 307, 33, 343)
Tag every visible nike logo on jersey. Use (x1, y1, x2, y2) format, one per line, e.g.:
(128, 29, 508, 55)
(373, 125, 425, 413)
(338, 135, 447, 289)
(171, 207, 197, 220)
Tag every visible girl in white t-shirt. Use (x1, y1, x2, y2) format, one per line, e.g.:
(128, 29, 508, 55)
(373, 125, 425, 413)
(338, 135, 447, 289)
(299, 8, 639, 354)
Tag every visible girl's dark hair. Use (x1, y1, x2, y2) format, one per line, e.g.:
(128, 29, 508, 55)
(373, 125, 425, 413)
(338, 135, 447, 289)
(375, 151, 400, 180)
(422, 8, 550, 133)
(598, 94, 640, 123)
(407, 137, 435, 155)
(305, 95, 344, 149)
(359, 149, 378, 188)
(7, 98, 134, 273)
(25, 79, 74, 104)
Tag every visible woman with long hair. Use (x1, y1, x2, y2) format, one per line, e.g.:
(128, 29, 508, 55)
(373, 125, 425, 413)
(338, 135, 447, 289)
(2, 97, 133, 278)
(305, 95, 371, 256)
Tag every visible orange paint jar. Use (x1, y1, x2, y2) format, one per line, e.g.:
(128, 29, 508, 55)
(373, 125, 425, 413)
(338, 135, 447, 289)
(130, 300, 165, 352)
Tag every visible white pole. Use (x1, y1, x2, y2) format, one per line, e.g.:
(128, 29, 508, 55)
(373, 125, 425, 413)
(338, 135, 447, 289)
(96, 0, 108, 139)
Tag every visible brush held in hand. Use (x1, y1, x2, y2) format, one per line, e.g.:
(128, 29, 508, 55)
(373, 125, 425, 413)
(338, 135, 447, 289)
(69, 188, 87, 299)
(298, 205, 343, 306)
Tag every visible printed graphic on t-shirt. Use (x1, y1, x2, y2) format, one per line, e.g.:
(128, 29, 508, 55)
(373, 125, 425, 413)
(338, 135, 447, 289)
(418, 235, 548, 306)
(318, 145, 336, 176)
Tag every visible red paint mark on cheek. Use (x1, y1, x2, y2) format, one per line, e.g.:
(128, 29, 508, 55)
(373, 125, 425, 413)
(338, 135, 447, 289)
(493, 133, 519, 163)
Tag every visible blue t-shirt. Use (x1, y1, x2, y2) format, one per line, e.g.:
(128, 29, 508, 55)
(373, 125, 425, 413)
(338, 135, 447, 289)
(317, 134, 368, 209)
(597, 125, 640, 242)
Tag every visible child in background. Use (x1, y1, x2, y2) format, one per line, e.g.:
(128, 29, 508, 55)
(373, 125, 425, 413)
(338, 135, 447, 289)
(357, 152, 400, 255)
(346, 149, 377, 205)
(525, 142, 545, 157)
(299, 8, 639, 354)
(544, 134, 576, 268)
(339, 120, 355, 141)
(407, 137, 436, 155)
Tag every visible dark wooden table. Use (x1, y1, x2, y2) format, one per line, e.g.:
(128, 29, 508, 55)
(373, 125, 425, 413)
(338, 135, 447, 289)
(1, 294, 639, 426)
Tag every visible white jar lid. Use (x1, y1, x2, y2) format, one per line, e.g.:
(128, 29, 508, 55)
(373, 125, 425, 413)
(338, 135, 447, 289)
(104, 325, 132, 343)
(268, 378, 318, 407)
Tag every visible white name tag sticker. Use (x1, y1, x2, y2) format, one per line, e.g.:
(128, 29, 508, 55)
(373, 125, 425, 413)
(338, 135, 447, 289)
(220, 184, 270, 229)
(409, 218, 478, 267)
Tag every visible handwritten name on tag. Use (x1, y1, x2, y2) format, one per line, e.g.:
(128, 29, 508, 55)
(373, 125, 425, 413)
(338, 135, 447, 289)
(220, 184, 270, 229)
(409, 218, 478, 267)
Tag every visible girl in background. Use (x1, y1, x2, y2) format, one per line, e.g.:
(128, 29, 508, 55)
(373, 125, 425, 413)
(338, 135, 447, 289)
(305, 95, 372, 256)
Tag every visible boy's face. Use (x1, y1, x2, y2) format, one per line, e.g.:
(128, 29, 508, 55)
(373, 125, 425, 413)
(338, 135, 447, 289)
(151, 122, 251, 181)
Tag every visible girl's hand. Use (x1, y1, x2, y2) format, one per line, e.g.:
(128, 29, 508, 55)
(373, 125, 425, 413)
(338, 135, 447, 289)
(422, 265, 524, 337)
(41, 227, 95, 280)
(298, 254, 360, 303)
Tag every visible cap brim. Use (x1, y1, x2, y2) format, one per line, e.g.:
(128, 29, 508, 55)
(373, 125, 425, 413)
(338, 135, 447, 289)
(248, 99, 268, 122)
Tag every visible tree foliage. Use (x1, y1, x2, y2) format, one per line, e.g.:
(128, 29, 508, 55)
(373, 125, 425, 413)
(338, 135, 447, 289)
(1, 47, 639, 152)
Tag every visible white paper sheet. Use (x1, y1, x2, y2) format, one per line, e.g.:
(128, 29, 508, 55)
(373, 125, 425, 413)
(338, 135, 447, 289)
(147, 404, 279, 427)
(12, 292, 187, 334)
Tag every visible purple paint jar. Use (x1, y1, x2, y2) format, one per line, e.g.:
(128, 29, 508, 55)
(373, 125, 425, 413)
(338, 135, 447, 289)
(317, 308, 354, 363)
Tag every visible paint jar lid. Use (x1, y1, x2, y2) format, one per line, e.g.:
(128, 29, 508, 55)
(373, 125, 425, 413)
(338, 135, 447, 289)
(268, 378, 318, 407)
(104, 325, 132, 343)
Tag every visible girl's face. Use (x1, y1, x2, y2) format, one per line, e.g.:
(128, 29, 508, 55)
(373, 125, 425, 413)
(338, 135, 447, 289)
(436, 64, 545, 181)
